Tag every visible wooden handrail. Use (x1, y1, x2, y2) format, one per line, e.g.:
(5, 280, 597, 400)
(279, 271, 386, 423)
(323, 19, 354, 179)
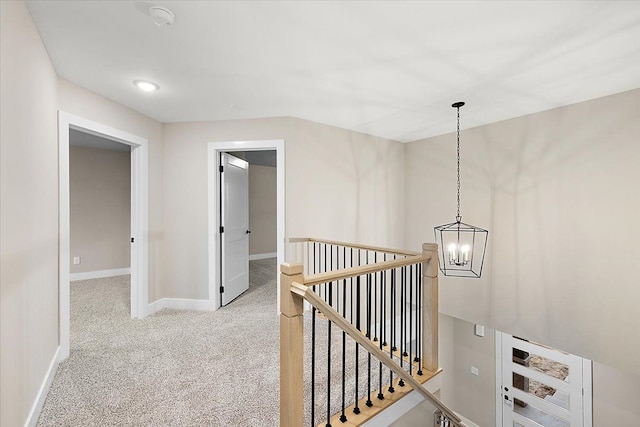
(287, 237, 422, 257)
(301, 254, 429, 287)
(290, 282, 463, 425)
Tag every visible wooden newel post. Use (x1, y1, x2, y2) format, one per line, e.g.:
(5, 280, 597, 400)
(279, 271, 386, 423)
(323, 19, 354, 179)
(421, 243, 439, 372)
(280, 263, 305, 427)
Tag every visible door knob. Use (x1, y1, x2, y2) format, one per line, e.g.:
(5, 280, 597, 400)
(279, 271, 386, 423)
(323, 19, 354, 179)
(246, 230, 251, 234)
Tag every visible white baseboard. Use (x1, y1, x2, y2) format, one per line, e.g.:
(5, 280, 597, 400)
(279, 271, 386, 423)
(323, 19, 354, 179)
(147, 298, 166, 315)
(70, 268, 131, 281)
(25, 346, 60, 427)
(148, 298, 212, 314)
(248, 252, 277, 261)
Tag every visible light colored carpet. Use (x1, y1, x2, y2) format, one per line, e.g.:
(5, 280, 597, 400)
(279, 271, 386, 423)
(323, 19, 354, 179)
(37, 259, 411, 426)
(38, 259, 280, 426)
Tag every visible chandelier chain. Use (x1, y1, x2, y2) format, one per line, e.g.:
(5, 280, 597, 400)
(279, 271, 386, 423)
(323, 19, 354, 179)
(456, 106, 461, 222)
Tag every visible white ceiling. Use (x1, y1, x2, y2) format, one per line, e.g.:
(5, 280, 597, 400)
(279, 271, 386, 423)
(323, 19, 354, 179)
(27, 1, 640, 142)
(69, 129, 131, 152)
(232, 151, 277, 168)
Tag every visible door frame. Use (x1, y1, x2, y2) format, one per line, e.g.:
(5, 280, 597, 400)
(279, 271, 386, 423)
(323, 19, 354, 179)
(58, 111, 149, 360)
(208, 140, 285, 311)
(495, 331, 593, 427)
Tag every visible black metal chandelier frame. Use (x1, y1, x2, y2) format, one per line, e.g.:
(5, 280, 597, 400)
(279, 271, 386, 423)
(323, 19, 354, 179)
(434, 102, 488, 278)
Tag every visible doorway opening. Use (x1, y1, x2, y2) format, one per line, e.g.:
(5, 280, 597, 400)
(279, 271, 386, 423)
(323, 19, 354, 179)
(58, 112, 149, 360)
(69, 129, 131, 282)
(208, 140, 285, 312)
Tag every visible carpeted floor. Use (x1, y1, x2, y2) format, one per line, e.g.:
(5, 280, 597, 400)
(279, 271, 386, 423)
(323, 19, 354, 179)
(38, 259, 281, 426)
(37, 259, 410, 426)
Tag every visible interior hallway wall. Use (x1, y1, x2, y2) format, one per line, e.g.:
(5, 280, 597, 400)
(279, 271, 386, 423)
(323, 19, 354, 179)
(435, 314, 495, 427)
(404, 89, 640, 376)
(57, 79, 163, 301)
(592, 361, 640, 426)
(286, 117, 405, 246)
(161, 117, 405, 300)
(249, 164, 277, 256)
(70, 145, 131, 274)
(0, 1, 60, 425)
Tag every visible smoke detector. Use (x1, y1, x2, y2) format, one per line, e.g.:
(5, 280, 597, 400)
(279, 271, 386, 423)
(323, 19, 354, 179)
(149, 5, 175, 27)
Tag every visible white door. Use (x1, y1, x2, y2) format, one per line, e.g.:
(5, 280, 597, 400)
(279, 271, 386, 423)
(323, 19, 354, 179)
(499, 333, 591, 427)
(220, 153, 250, 305)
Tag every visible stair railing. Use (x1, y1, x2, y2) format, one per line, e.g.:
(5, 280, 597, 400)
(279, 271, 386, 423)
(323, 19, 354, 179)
(280, 239, 463, 427)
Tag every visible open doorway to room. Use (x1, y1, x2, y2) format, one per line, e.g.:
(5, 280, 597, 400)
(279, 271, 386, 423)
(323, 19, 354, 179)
(217, 150, 278, 306)
(69, 129, 132, 282)
(208, 140, 285, 312)
(235, 150, 278, 262)
(58, 112, 149, 360)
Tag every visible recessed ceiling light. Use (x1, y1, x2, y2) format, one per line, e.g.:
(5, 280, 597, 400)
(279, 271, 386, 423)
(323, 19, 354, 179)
(133, 80, 159, 92)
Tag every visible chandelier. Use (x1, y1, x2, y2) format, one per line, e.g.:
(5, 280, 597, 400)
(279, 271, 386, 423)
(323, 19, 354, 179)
(434, 102, 488, 278)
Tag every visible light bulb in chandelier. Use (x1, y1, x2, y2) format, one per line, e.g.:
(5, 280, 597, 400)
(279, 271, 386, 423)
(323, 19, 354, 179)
(447, 243, 470, 266)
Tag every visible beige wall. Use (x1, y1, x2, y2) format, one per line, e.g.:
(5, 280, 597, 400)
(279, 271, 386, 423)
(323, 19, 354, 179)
(0, 1, 60, 425)
(285, 118, 405, 245)
(70, 146, 131, 274)
(405, 89, 640, 376)
(161, 118, 287, 299)
(249, 165, 277, 256)
(593, 361, 640, 425)
(452, 318, 495, 426)
(57, 79, 163, 301)
(436, 314, 496, 426)
(161, 117, 405, 299)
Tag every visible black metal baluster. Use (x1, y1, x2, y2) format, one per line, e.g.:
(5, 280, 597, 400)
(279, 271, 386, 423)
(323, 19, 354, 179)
(373, 252, 378, 342)
(324, 243, 327, 302)
(312, 306, 316, 427)
(327, 281, 332, 427)
(409, 265, 413, 377)
(349, 250, 353, 326)
(354, 274, 361, 415)
(366, 268, 372, 407)
(416, 263, 423, 376)
(330, 244, 333, 273)
(392, 255, 397, 352)
(340, 277, 347, 423)
(382, 253, 387, 347)
(334, 246, 338, 310)
(388, 265, 396, 394)
(365, 251, 370, 338)
(377, 269, 384, 400)
(366, 273, 370, 339)
(399, 266, 405, 387)
(340, 248, 344, 312)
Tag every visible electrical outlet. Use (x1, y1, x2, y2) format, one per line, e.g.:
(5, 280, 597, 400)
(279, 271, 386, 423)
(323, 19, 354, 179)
(73, 256, 81, 265)
(471, 366, 479, 376)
